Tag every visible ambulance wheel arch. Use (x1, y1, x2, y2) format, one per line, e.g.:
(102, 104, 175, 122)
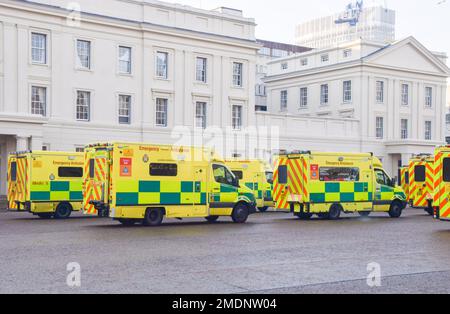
(54, 202, 73, 219)
(388, 200, 404, 219)
(143, 207, 165, 226)
(232, 202, 250, 223)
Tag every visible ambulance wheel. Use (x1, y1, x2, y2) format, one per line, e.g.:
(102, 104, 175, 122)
(296, 212, 313, 220)
(328, 204, 342, 220)
(37, 213, 53, 219)
(232, 203, 249, 224)
(143, 208, 164, 226)
(425, 207, 434, 216)
(205, 216, 219, 223)
(258, 207, 269, 213)
(359, 211, 371, 217)
(118, 219, 138, 226)
(54, 203, 72, 219)
(388, 201, 403, 219)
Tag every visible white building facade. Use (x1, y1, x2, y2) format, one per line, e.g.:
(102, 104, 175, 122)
(261, 37, 449, 177)
(295, 4, 395, 49)
(0, 0, 259, 195)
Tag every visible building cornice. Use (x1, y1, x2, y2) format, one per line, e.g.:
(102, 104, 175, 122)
(2, 0, 259, 50)
(264, 60, 449, 84)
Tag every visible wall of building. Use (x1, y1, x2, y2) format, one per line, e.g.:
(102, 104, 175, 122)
(0, 0, 258, 195)
(263, 38, 449, 176)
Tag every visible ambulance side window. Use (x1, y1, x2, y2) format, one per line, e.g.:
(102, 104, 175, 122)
(266, 172, 274, 184)
(213, 165, 235, 186)
(150, 163, 178, 177)
(405, 172, 409, 184)
(10, 162, 17, 181)
(58, 167, 83, 178)
(375, 169, 388, 186)
(319, 167, 360, 182)
(443, 158, 450, 182)
(278, 166, 287, 184)
(414, 165, 426, 182)
(232, 171, 243, 180)
(89, 159, 95, 179)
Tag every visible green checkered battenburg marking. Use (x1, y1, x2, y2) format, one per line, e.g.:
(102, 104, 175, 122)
(116, 181, 207, 206)
(309, 182, 373, 203)
(30, 181, 83, 201)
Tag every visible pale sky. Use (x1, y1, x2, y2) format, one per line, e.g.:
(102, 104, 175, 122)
(170, 0, 450, 56)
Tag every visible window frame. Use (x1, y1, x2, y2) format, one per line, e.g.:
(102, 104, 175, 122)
(376, 116, 384, 139)
(232, 62, 243, 87)
(149, 163, 178, 177)
(376, 80, 384, 103)
(400, 119, 409, 139)
(76, 39, 92, 70)
(118, 45, 132, 75)
(31, 32, 47, 65)
(195, 57, 207, 83)
(425, 87, 433, 108)
(280, 90, 288, 111)
(76, 90, 91, 122)
(31, 85, 47, 116)
(401, 83, 410, 106)
(343, 80, 352, 103)
(155, 98, 168, 127)
(58, 167, 83, 178)
(156, 51, 169, 79)
(320, 84, 329, 105)
(118, 94, 132, 124)
(195, 101, 207, 129)
(232, 104, 243, 131)
(425, 120, 432, 140)
(300, 87, 308, 108)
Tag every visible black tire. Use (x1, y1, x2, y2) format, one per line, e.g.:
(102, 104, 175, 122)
(37, 213, 53, 219)
(359, 211, 371, 217)
(328, 204, 341, 220)
(425, 207, 434, 216)
(258, 206, 269, 213)
(232, 203, 250, 224)
(388, 201, 403, 218)
(296, 212, 313, 220)
(118, 219, 138, 226)
(54, 203, 72, 219)
(205, 216, 219, 223)
(143, 208, 164, 226)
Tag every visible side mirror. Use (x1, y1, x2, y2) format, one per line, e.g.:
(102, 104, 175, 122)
(233, 178, 240, 187)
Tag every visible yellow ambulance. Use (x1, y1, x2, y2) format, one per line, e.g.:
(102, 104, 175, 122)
(273, 151, 407, 220)
(432, 146, 450, 221)
(407, 154, 434, 215)
(7, 151, 84, 219)
(225, 159, 274, 212)
(83, 142, 257, 226)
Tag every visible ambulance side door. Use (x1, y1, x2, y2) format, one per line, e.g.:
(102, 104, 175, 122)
(193, 166, 208, 217)
(7, 157, 18, 209)
(373, 168, 393, 211)
(210, 164, 239, 209)
(437, 155, 450, 219)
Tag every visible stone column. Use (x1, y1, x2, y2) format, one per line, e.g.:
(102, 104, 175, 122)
(15, 136, 29, 152)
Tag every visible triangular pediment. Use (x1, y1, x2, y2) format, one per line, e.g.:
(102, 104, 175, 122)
(364, 37, 449, 75)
